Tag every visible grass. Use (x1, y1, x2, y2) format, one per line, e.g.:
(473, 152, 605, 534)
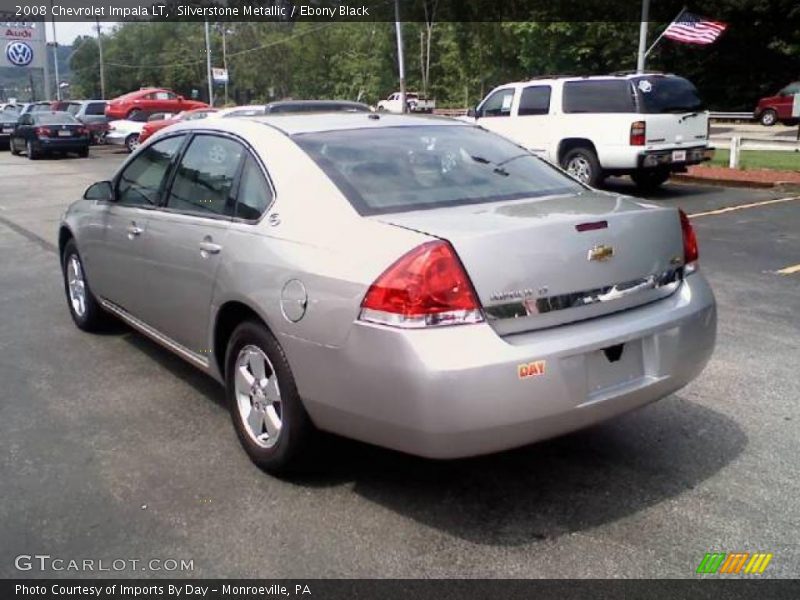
(709, 148, 800, 171)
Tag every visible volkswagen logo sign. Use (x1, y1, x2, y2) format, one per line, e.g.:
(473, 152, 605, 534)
(6, 41, 33, 67)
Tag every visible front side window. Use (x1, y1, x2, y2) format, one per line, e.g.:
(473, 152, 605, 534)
(116, 135, 185, 206)
(236, 156, 273, 220)
(295, 125, 581, 216)
(479, 88, 515, 117)
(563, 80, 636, 113)
(518, 86, 552, 116)
(165, 135, 244, 217)
(780, 82, 800, 95)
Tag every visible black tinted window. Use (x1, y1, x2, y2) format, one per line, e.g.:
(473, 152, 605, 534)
(518, 86, 551, 116)
(633, 76, 704, 113)
(563, 80, 635, 113)
(236, 156, 272, 220)
(166, 135, 244, 217)
(295, 125, 581, 216)
(479, 88, 515, 117)
(117, 136, 184, 206)
(85, 102, 106, 116)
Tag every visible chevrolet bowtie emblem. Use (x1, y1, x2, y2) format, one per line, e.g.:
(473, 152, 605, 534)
(588, 244, 614, 262)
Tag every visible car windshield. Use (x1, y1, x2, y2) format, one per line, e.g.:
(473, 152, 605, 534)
(633, 76, 704, 113)
(33, 113, 78, 124)
(66, 104, 82, 116)
(294, 125, 582, 215)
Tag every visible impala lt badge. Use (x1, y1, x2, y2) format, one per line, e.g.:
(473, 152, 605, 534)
(588, 244, 614, 262)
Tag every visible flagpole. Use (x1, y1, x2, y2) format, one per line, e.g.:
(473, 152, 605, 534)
(636, 0, 650, 73)
(644, 6, 688, 60)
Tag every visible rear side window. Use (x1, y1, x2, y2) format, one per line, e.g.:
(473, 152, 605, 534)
(116, 135, 185, 206)
(235, 155, 273, 220)
(294, 125, 581, 216)
(479, 88, 515, 117)
(633, 76, 704, 113)
(518, 86, 551, 116)
(165, 134, 244, 217)
(85, 102, 106, 115)
(563, 80, 635, 113)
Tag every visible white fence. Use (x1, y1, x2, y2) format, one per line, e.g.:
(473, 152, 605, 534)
(723, 135, 800, 168)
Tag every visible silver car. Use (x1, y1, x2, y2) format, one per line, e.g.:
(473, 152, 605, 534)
(59, 114, 716, 473)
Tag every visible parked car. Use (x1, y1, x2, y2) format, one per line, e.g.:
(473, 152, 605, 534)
(138, 107, 218, 144)
(106, 112, 173, 152)
(10, 111, 90, 159)
(66, 100, 110, 144)
(754, 81, 800, 126)
(377, 92, 435, 113)
(59, 113, 716, 473)
(106, 88, 208, 120)
(0, 106, 20, 147)
(470, 73, 714, 189)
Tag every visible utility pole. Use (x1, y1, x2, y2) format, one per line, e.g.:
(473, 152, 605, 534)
(222, 27, 228, 106)
(636, 0, 650, 73)
(394, 0, 406, 113)
(96, 17, 106, 99)
(204, 20, 213, 106)
(49, 0, 60, 100)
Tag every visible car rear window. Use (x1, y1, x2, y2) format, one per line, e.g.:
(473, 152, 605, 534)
(294, 125, 581, 216)
(33, 113, 78, 124)
(66, 103, 81, 116)
(563, 80, 636, 113)
(633, 76, 704, 113)
(85, 102, 107, 115)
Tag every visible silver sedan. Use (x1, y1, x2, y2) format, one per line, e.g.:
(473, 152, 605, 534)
(59, 114, 716, 473)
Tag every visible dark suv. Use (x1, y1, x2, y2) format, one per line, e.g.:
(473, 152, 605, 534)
(754, 82, 800, 126)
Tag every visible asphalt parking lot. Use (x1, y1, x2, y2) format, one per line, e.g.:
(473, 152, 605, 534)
(0, 146, 798, 578)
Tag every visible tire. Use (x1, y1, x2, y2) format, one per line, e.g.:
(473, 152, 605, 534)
(631, 169, 670, 191)
(10, 138, 20, 155)
(225, 320, 316, 475)
(125, 133, 140, 153)
(61, 239, 110, 332)
(26, 140, 39, 160)
(78, 146, 89, 158)
(759, 109, 777, 127)
(561, 146, 602, 187)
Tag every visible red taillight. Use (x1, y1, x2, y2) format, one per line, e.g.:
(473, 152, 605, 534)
(77, 127, 88, 135)
(359, 240, 483, 328)
(35, 126, 50, 137)
(630, 120, 646, 146)
(679, 209, 699, 266)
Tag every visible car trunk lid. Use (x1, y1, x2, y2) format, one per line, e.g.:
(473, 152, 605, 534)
(377, 192, 685, 335)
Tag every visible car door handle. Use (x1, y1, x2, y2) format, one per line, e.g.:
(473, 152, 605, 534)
(199, 241, 222, 255)
(126, 224, 143, 238)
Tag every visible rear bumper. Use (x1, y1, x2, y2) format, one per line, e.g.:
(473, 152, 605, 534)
(34, 137, 90, 152)
(289, 272, 717, 459)
(637, 146, 714, 171)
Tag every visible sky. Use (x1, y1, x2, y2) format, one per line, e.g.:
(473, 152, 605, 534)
(46, 21, 117, 45)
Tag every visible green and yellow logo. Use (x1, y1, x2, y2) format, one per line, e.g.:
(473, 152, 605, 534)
(696, 552, 773, 575)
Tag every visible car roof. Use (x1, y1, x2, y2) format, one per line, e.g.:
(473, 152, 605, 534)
(500, 72, 679, 87)
(163, 112, 466, 138)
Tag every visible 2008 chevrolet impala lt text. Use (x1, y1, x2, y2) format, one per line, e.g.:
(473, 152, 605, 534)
(58, 113, 716, 473)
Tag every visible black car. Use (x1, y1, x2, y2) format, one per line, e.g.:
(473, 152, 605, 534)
(10, 111, 90, 159)
(0, 106, 20, 147)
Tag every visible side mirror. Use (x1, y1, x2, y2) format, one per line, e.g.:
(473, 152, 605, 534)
(84, 181, 113, 201)
(467, 107, 477, 118)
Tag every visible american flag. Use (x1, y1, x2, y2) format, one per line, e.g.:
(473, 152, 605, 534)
(663, 11, 727, 45)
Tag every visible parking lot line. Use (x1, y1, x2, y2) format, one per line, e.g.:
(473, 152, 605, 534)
(775, 263, 800, 275)
(688, 195, 800, 218)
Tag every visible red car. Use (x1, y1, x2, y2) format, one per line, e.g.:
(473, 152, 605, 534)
(138, 107, 219, 144)
(754, 81, 800, 126)
(105, 88, 208, 121)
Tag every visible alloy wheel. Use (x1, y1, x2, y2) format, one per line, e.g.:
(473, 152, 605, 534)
(66, 254, 87, 318)
(566, 155, 592, 184)
(234, 345, 282, 449)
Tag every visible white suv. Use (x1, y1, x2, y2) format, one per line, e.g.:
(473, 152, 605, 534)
(471, 73, 714, 190)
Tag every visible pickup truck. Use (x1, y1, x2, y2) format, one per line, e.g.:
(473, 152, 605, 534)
(377, 92, 435, 114)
